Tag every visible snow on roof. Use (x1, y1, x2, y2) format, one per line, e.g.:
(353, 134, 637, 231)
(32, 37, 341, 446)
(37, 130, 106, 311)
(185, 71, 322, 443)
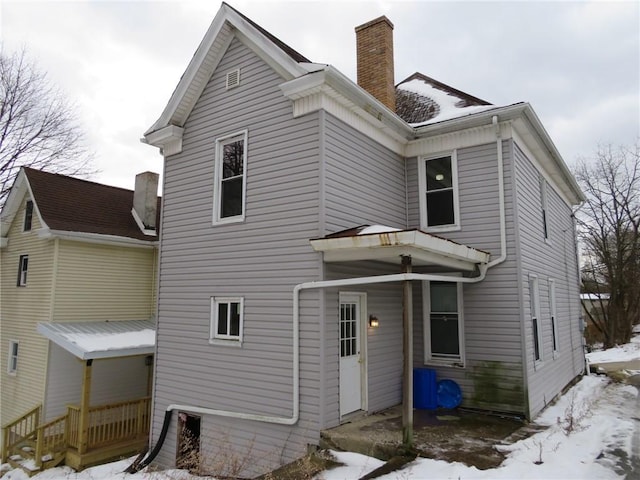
(37, 319, 156, 360)
(580, 293, 610, 300)
(358, 225, 401, 235)
(397, 78, 498, 126)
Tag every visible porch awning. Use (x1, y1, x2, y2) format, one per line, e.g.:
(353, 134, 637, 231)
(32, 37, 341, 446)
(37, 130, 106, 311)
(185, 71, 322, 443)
(310, 225, 490, 272)
(37, 319, 155, 360)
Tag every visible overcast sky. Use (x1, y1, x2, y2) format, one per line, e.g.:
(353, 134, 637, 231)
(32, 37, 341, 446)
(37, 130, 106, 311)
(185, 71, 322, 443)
(1, 0, 638, 191)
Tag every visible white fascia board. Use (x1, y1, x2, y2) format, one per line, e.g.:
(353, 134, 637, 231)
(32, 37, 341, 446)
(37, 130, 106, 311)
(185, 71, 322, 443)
(37, 228, 157, 249)
(406, 121, 513, 159)
(518, 107, 585, 204)
(143, 125, 184, 156)
(131, 208, 157, 236)
(310, 230, 488, 270)
(37, 323, 155, 360)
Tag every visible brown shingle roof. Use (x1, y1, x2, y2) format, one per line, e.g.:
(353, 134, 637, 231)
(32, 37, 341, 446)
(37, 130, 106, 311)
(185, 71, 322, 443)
(24, 168, 160, 242)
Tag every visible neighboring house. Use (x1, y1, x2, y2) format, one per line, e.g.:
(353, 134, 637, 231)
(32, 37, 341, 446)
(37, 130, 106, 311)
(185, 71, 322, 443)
(0, 168, 160, 471)
(142, 4, 585, 477)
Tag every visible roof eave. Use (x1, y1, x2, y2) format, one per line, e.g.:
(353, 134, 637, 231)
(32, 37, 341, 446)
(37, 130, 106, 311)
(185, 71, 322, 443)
(280, 66, 414, 143)
(310, 230, 489, 272)
(413, 103, 585, 205)
(38, 228, 158, 248)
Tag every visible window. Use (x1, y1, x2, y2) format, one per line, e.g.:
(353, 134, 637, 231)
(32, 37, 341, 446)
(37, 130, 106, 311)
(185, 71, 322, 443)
(540, 178, 549, 240)
(529, 275, 542, 362)
(549, 278, 559, 355)
(213, 131, 248, 224)
(423, 281, 464, 365)
(23, 200, 33, 231)
(8, 341, 18, 374)
(17, 255, 28, 286)
(210, 297, 243, 344)
(418, 152, 460, 231)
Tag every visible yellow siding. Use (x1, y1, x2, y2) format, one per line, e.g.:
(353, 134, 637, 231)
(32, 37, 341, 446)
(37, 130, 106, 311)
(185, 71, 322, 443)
(53, 240, 156, 321)
(0, 197, 54, 429)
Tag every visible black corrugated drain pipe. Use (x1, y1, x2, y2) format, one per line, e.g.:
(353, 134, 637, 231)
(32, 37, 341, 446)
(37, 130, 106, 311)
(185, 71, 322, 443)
(124, 409, 173, 474)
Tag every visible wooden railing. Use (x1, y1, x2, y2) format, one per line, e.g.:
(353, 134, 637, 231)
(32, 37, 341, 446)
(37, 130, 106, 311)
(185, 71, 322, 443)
(34, 414, 67, 468)
(66, 397, 151, 451)
(2, 404, 41, 462)
(67, 406, 81, 449)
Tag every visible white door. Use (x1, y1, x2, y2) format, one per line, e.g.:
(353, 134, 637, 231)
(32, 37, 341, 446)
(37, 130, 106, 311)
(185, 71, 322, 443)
(339, 294, 362, 416)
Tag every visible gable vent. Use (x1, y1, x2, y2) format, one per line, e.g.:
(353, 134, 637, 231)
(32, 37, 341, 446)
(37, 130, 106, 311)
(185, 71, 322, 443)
(226, 69, 241, 89)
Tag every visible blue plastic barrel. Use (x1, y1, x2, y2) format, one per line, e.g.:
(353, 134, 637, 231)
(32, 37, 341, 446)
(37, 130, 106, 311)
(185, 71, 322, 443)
(413, 368, 437, 410)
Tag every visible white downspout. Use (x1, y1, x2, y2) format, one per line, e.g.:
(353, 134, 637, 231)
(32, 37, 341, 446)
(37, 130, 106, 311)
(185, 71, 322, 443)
(167, 116, 508, 426)
(489, 115, 507, 268)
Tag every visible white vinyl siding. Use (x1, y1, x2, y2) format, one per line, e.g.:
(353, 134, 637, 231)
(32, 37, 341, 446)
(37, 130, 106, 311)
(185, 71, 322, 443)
(7, 341, 19, 374)
(213, 130, 248, 224)
(152, 37, 322, 477)
(514, 142, 584, 418)
(210, 297, 244, 344)
(418, 151, 460, 232)
(423, 281, 464, 366)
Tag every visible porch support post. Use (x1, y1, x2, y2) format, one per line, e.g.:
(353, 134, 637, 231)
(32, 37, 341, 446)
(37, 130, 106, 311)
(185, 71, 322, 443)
(78, 359, 93, 454)
(401, 255, 413, 447)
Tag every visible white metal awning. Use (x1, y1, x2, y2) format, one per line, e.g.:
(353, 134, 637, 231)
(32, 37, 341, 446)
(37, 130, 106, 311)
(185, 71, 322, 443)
(37, 319, 156, 360)
(310, 225, 490, 272)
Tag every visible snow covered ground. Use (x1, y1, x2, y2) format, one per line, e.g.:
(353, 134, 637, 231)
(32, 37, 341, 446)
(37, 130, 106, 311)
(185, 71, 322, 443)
(2, 335, 639, 480)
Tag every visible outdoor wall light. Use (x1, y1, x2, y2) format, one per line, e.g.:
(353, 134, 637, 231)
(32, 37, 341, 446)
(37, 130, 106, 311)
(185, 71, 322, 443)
(369, 315, 379, 328)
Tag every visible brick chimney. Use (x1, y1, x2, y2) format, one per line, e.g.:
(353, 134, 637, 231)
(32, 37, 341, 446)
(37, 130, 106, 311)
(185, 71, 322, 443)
(355, 16, 395, 112)
(133, 171, 159, 231)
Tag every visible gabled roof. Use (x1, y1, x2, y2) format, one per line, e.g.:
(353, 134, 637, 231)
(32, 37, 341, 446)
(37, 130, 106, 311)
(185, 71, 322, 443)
(0, 168, 160, 243)
(37, 319, 155, 360)
(145, 4, 584, 205)
(144, 2, 316, 140)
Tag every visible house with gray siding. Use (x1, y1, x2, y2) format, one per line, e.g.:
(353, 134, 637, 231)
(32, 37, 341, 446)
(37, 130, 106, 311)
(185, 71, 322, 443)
(142, 4, 585, 476)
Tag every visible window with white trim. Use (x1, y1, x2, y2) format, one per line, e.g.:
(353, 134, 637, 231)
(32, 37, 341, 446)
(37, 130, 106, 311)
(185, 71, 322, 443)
(210, 297, 243, 344)
(213, 131, 248, 224)
(423, 281, 464, 365)
(8, 341, 18, 374)
(549, 278, 559, 355)
(23, 200, 33, 232)
(17, 255, 28, 286)
(529, 275, 542, 362)
(418, 152, 460, 231)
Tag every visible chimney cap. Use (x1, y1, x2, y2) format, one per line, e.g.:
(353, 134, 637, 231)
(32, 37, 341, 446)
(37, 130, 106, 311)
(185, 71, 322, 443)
(355, 16, 394, 33)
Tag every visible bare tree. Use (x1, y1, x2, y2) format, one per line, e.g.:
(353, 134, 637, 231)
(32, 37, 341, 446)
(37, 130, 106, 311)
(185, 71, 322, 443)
(0, 48, 93, 205)
(575, 143, 640, 347)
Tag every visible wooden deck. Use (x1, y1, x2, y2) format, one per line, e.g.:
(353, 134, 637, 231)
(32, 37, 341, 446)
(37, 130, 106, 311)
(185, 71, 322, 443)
(2, 397, 150, 474)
